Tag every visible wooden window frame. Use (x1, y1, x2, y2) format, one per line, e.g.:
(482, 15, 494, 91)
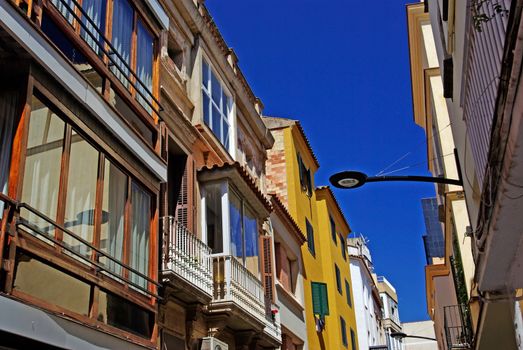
(3, 78, 159, 344)
(40, 0, 161, 134)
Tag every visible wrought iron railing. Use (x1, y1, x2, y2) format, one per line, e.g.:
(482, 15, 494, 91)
(48, 0, 162, 117)
(212, 255, 265, 323)
(161, 216, 213, 297)
(0, 193, 160, 298)
(444, 304, 472, 349)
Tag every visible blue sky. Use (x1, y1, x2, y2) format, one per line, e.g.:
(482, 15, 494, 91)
(206, 0, 436, 322)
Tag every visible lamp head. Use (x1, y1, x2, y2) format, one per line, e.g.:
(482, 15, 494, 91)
(390, 332, 407, 340)
(330, 171, 368, 189)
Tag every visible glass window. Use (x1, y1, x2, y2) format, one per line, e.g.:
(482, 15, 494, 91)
(100, 161, 127, 274)
(21, 96, 65, 230)
(130, 183, 151, 289)
(340, 317, 348, 347)
(63, 131, 99, 259)
(201, 59, 232, 151)
(136, 20, 154, 113)
(80, 0, 107, 54)
(244, 205, 259, 277)
(205, 183, 223, 254)
(111, 0, 133, 87)
(306, 219, 315, 256)
(345, 280, 352, 307)
(229, 190, 243, 260)
(330, 216, 337, 244)
(335, 264, 342, 294)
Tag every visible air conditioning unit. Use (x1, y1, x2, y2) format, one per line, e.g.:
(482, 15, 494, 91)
(201, 337, 228, 350)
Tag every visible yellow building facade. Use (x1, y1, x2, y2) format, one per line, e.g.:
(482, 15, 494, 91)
(264, 117, 358, 350)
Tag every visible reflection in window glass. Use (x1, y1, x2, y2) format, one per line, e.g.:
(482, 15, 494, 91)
(111, 0, 133, 87)
(100, 160, 127, 275)
(244, 205, 259, 277)
(229, 191, 243, 261)
(205, 183, 223, 254)
(136, 20, 153, 113)
(21, 96, 64, 231)
(63, 131, 99, 259)
(130, 183, 151, 289)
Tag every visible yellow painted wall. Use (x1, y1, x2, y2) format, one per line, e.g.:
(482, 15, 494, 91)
(281, 125, 358, 349)
(316, 189, 359, 350)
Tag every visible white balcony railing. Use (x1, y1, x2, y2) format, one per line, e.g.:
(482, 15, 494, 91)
(212, 255, 266, 323)
(162, 216, 213, 297)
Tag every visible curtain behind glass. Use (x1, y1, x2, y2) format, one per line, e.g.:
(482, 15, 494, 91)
(229, 191, 243, 262)
(0, 89, 20, 219)
(81, 0, 106, 54)
(111, 0, 133, 88)
(243, 206, 259, 276)
(21, 97, 65, 233)
(136, 20, 153, 113)
(130, 183, 150, 289)
(51, 0, 75, 25)
(100, 161, 127, 275)
(63, 131, 99, 260)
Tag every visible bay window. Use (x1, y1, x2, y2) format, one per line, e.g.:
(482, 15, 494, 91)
(19, 93, 156, 292)
(202, 182, 260, 277)
(202, 59, 232, 151)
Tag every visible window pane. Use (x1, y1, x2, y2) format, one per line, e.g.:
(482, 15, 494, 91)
(21, 97, 64, 231)
(14, 252, 90, 316)
(202, 60, 209, 90)
(111, 0, 133, 87)
(222, 117, 230, 151)
(229, 190, 243, 261)
(130, 183, 151, 290)
(244, 205, 259, 276)
(51, 0, 74, 25)
(136, 20, 154, 113)
(205, 183, 223, 254)
(203, 92, 211, 127)
(100, 161, 127, 275)
(80, 0, 106, 54)
(212, 104, 220, 138)
(63, 131, 99, 260)
(211, 71, 221, 104)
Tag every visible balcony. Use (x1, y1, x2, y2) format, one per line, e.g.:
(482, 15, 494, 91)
(161, 216, 213, 302)
(212, 255, 266, 323)
(10, 0, 163, 147)
(444, 304, 472, 350)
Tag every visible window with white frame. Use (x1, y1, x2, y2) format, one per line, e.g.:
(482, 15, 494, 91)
(202, 59, 232, 151)
(202, 181, 260, 276)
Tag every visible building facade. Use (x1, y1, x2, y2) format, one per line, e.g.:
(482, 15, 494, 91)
(377, 276, 403, 350)
(401, 320, 438, 350)
(407, 0, 523, 349)
(421, 197, 444, 265)
(264, 116, 359, 350)
(348, 236, 390, 350)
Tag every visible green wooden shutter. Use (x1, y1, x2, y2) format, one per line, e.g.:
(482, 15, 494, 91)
(311, 282, 329, 316)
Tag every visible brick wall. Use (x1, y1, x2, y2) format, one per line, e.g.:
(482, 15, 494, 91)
(266, 128, 289, 206)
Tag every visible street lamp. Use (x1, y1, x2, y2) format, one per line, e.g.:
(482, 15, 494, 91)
(389, 331, 437, 342)
(329, 170, 462, 189)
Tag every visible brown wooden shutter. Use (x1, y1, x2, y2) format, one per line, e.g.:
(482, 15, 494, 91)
(261, 235, 275, 304)
(175, 156, 194, 231)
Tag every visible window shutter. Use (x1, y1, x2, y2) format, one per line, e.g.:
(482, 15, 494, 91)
(261, 235, 275, 304)
(175, 156, 194, 230)
(297, 153, 304, 187)
(311, 282, 329, 316)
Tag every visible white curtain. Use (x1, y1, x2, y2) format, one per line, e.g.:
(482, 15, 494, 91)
(130, 183, 150, 289)
(81, 0, 105, 54)
(51, 0, 75, 25)
(136, 21, 153, 113)
(104, 161, 126, 275)
(111, 0, 133, 88)
(0, 90, 19, 219)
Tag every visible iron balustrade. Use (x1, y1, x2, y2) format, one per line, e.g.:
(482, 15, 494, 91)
(212, 255, 266, 323)
(161, 216, 213, 296)
(0, 194, 160, 299)
(48, 0, 163, 117)
(444, 304, 472, 349)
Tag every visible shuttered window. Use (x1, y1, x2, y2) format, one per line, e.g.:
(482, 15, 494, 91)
(175, 157, 193, 230)
(306, 219, 315, 256)
(261, 235, 275, 304)
(311, 282, 329, 316)
(350, 328, 357, 350)
(335, 264, 342, 294)
(330, 216, 337, 245)
(340, 317, 348, 347)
